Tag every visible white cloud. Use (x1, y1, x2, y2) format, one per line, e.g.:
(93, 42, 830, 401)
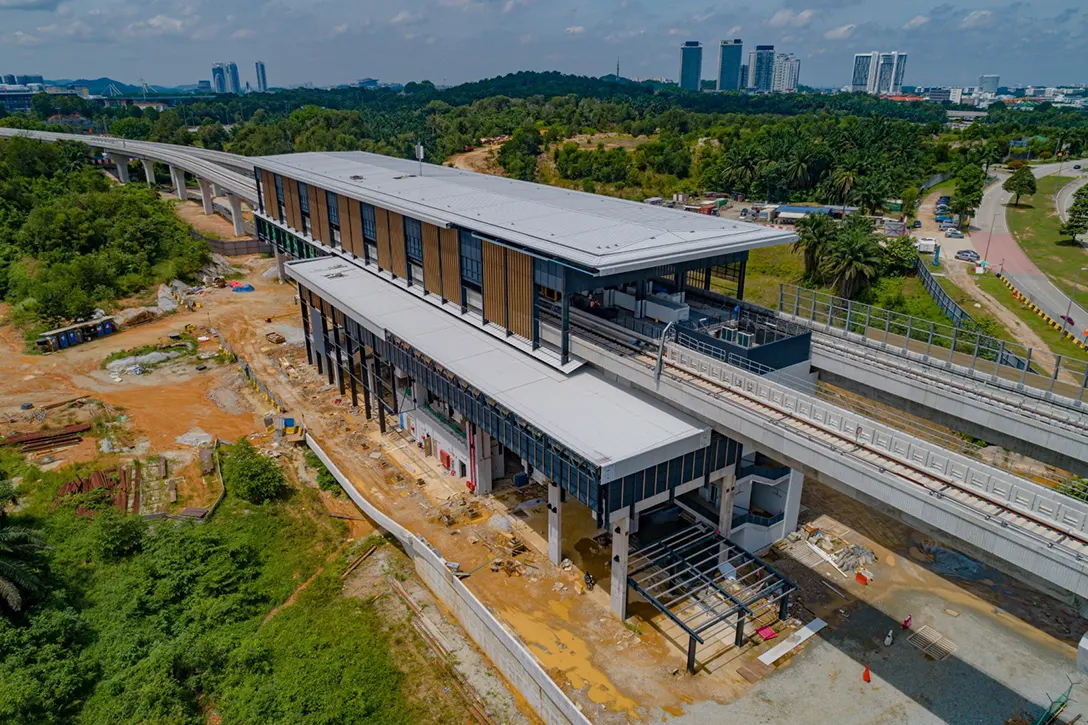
(230, 27, 255, 39)
(960, 9, 994, 28)
(727, 25, 742, 36)
(389, 10, 422, 25)
(437, 0, 482, 9)
(123, 14, 186, 38)
(768, 8, 814, 28)
(823, 23, 855, 40)
(565, 25, 584, 34)
(691, 9, 715, 23)
(605, 28, 645, 42)
(519, 32, 532, 44)
(666, 27, 685, 36)
(2, 29, 42, 45)
(902, 15, 929, 30)
(0, 0, 60, 9)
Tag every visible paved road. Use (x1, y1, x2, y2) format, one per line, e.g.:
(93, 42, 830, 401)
(1056, 168, 1088, 224)
(976, 159, 1088, 337)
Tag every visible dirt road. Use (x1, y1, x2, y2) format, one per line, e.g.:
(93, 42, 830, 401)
(447, 144, 503, 175)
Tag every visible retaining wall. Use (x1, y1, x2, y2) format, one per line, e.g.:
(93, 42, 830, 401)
(305, 434, 592, 725)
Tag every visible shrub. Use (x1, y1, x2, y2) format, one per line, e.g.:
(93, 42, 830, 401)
(222, 438, 288, 504)
(91, 510, 145, 559)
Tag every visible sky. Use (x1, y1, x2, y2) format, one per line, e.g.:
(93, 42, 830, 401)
(0, 0, 1085, 90)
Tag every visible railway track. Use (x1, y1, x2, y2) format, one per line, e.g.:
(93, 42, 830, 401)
(546, 311, 1088, 563)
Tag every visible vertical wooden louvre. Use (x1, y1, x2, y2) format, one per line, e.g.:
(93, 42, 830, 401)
(388, 211, 408, 279)
(506, 248, 533, 340)
(261, 169, 277, 218)
(347, 197, 365, 258)
(312, 186, 330, 245)
(285, 179, 301, 231)
(337, 195, 356, 256)
(421, 223, 441, 296)
(482, 241, 507, 328)
(439, 228, 460, 303)
(375, 207, 392, 270)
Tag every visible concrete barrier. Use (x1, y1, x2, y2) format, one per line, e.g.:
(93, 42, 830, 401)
(305, 434, 592, 725)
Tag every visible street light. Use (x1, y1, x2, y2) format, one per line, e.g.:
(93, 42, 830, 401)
(1064, 267, 1088, 328)
(983, 209, 999, 263)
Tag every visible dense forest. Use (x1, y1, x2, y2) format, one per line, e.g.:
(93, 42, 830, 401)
(0, 136, 207, 327)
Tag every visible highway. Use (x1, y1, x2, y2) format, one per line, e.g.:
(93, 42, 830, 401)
(977, 159, 1088, 334)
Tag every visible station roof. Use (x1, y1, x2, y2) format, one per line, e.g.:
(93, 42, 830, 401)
(287, 256, 710, 481)
(255, 151, 795, 277)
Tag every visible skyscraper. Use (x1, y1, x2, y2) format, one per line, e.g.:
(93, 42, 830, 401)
(771, 53, 801, 93)
(978, 74, 1000, 94)
(851, 52, 878, 93)
(679, 41, 703, 91)
(747, 45, 775, 93)
(211, 63, 228, 94)
(1, 75, 15, 85)
(851, 51, 905, 95)
(226, 62, 241, 94)
(716, 39, 743, 92)
(255, 61, 268, 93)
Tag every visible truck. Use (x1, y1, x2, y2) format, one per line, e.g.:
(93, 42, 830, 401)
(914, 237, 937, 254)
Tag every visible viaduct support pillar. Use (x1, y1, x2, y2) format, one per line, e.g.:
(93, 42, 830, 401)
(108, 153, 130, 183)
(470, 426, 493, 495)
(169, 165, 186, 200)
(548, 481, 563, 565)
(610, 512, 630, 620)
(197, 178, 215, 215)
(274, 249, 286, 281)
(783, 468, 804, 535)
(227, 193, 246, 236)
(141, 158, 155, 186)
(718, 473, 737, 537)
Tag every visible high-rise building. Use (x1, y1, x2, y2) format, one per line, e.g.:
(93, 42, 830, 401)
(747, 45, 775, 93)
(226, 62, 241, 94)
(739, 64, 748, 89)
(197, 80, 212, 92)
(851, 52, 878, 93)
(211, 63, 228, 94)
(978, 74, 1000, 94)
(255, 61, 268, 93)
(15, 74, 44, 85)
(1, 74, 16, 85)
(679, 41, 703, 91)
(716, 39, 743, 92)
(851, 51, 906, 95)
(771, 53, 801, 93)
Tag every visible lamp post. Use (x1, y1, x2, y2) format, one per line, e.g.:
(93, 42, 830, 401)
(983, 209, 999, 263)
(1064, 267, 1088, 328)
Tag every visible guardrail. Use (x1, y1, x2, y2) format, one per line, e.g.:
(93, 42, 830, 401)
(915, 256, 973, 328)
(779, 284, 1088, 407)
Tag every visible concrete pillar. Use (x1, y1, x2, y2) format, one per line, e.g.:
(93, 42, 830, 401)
(197, 178, 214, 215)
(1079, 633, 1088, 674)
(169, 165, 186, 200)
(610, 512, 630, 620)
(108, 153, 129, 183)
(782, 468, 804, 535)
(548, 482, 562, 565)
(227, 193, 245, 236)
(718, 473, 738, 536)
(274, 249, 286, 281)
(141, 158, 155, 186)
(470, 426, 493, 495)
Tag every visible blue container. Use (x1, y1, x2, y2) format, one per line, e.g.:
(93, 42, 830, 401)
(513, 472, 529, 488)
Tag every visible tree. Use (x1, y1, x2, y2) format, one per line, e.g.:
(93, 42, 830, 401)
(820, 222, 883, 299)
(0, 522, 45, 612)
(1003, 166, 1037, 206)
(222, 438, 288, 504)
(497, 127, 542, 181)
(1061, 194, 1088, 242)
(882, 234, 919, 276)
(91, 510, 146, 560)
(899, 186, 920, 219)
(792, 213, 837, 282)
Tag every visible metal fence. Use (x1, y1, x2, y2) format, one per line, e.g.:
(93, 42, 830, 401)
(778, 284, 1088, 406)
(213, 331, 290, 412)
(915, 256, 973, 328)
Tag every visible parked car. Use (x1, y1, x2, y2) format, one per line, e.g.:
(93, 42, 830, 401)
(945, 229, 965, 238)
(936, 215, 953, 223)
(912, 220, 922, 228)
(955, 249, 979, 261)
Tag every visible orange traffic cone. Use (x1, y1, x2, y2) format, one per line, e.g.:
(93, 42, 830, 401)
(863, 665, 871, 683)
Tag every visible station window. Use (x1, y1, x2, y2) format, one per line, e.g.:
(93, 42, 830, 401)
(405, 217, 423, 262)
(460, 230, 482, 287)
(298, 184, 311, 236)
(326, 191, 341, 248)
(361, 203, 377, 241)
(273, 174, 286, 224)
(254, 171, 264, 213)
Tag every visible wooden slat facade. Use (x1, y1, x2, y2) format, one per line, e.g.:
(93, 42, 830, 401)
(375, 207, 392, 270)
(440, 228, 460, 303)
(312, 185, 330, 245)
(261, 169, 277, 219)
(285, 178, 301, 231)
(482, 241, 507, 328)
(337, 195, 354, 256)
(506, 248, 533, 340)
(346, 196, 365, 258)
(421, 223, 441, 296)
(388, 211, 408, 279)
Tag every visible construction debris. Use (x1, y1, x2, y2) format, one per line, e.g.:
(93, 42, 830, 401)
(52, 465, 139, 516)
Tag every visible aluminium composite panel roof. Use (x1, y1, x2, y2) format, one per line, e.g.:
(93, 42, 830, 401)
(287, 256, 710, 482)
(255, 151, 795, 277)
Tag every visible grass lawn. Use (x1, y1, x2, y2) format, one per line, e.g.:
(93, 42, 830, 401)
(975, 273, 1088, 361)
(742, 244, 810, 308)
(1006, 175, 1088, 298)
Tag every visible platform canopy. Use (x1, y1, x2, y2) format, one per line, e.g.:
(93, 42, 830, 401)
(257, 151, 795, 276)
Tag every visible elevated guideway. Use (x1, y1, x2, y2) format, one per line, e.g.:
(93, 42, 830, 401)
(776, 284, 1088, 476)
(545, 315, 1088, 613)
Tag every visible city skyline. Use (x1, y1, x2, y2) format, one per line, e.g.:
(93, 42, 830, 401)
(0, 1, 1085, 89)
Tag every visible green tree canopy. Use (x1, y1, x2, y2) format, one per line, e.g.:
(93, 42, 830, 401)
(222, 438, 288, 504)
(1003, 166, 1037, 206)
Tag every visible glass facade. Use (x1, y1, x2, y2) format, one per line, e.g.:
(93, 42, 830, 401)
(273, 174, 285, 223)
(361, 203, 377, 241)
(405, 217, 423, 262)
(460, 230, 482, 286)
(326, 191, 341, 248)
(298, 184, 309, 213)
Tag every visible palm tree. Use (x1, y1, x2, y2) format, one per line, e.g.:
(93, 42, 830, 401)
(792, 213, 837, 282)
(819, 226, 883, 299)
(850, 175, 889, 215)
(722, 145, 761, 192)
(0, 523, 45, 612)
(832, 165, 860, 212)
